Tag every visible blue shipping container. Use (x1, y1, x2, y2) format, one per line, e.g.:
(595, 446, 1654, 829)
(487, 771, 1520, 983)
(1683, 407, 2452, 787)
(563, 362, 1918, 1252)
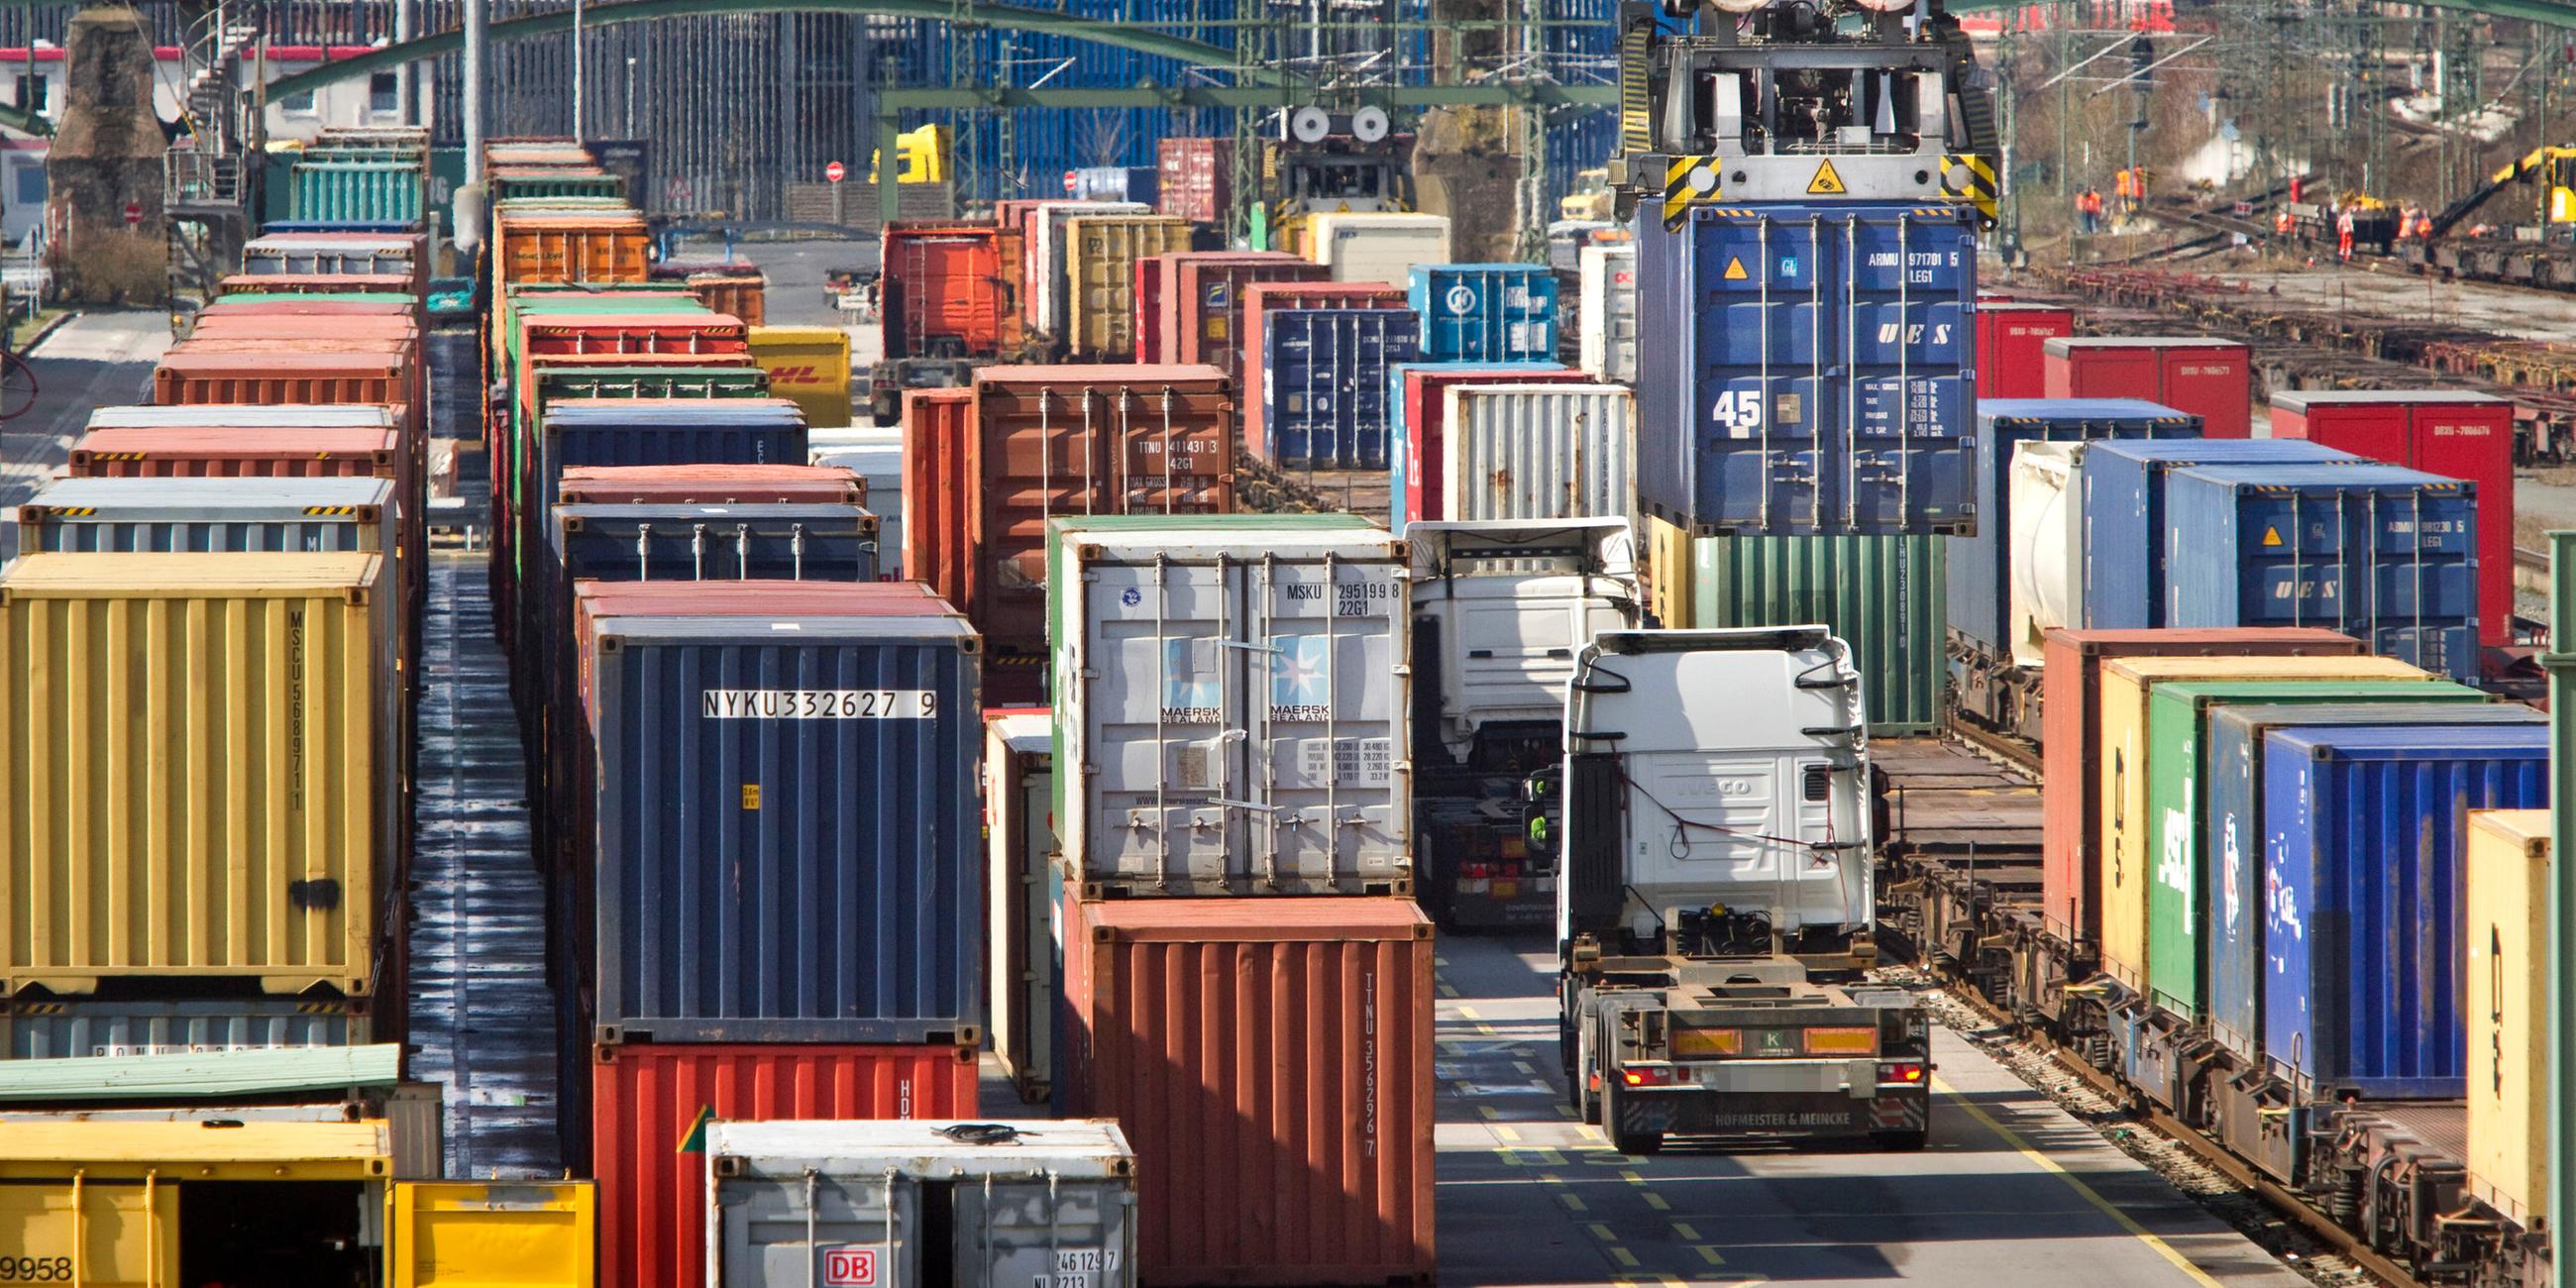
(1949, 398, 2201, 656)
(586, 609, 984, 1043)
(1385, 360, 1566, 532)
(2261, 722, 2546, 1097)
(2205, 700, 2542, 1063)
(1409, 264, 1558, 365)
(1634, 203, 1980, 535)
(1072, 165, 1158, 206)
(2079, 439, 2364, 630)
(2164, 464, 2479, 679)
(1261, 307, 1424, 470)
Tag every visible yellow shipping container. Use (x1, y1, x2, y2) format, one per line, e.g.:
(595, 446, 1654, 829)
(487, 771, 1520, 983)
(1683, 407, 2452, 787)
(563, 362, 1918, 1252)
(388, 1179, 597, 1286)
(0, 553, 399, 997)
(1063, 213, 1192, 360)
(1643, 514, 1693, 626)
(2093, 653, 2427, 992)
(746, 325, 854, 430)
(2466, 808, 2549, 1230)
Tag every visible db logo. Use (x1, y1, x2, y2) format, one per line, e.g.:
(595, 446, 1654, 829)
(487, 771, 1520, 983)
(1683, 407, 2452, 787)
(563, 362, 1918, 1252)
(823, 1246, 879, 1286)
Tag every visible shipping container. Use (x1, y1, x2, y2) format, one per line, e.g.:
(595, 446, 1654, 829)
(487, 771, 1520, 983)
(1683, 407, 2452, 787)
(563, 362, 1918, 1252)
(241, 234, 427, 292)
(492, 210, 653, 285)
(1, 997, 371, 1058)
(2142, 677, 2482, 1020)
(1951, 399, 2201, 657)
(2164, 463, 2478, 679)
(985, 711, 1059, 1103)
(705, 1120, 1135, 1288)
(2264, 724, 2547, 1097)
(578, 597, 981, 1043)
(808, 427, 906, 575)
(384, 1181, 596, 1288)
(1690, 535, 1945, 734)
(1256, 306, 1423, 469)
(2000, 443, 2078, 671)
(1244, 281, 1409, 464)
(687, 270, 769, 327)
(1057, 895, 1436, 1286)
(1387, 363, 1584, 533)
(152, 348, 415, 413)
(1050, 523, 1410, 897)
(2043, 336, 2254, 439)
(590, 1043, 982, 1288)
(2078, 439, 2364, 630)
(0, 553, 399, 997)
(1410, 264, 1558, 364)
(555, 463, 863, 506)
(1974, 302, 2075, 400)
(1577, 243, 1637, 383)
(2207, 703, 2542, 1062)
(1442, 382, 1638, 530)
(745, 326, 856, 429)
(2093, 654, 2427, 994)
(880, 221, 1026, 363)
(17, 476, 395, 557)
(2035, 628, 2362, 947)
(1025, 201, 1150, 335)
(2271, 389, 2517, 648)
(899, 387, 976, 608)
(1073, 165, 1159, 206)
(1134, 254, 1171, 363)
(2465, 809, 2550, 1230)
(1060, 213, 1193, 359)
(1305, 212, 1453, 284)
(289, 160, 425, 227)
(84, 403, 400, 432)
(1164, 252, 1329, 379)
(1635, 203, 1979, 535)
(1155, 138, 1232, 227)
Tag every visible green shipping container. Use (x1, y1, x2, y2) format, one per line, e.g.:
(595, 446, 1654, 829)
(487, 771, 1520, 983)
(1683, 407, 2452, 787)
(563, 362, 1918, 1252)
(2142, 677, 2485, 1020)
(492, 173, 626, 203)
(1690, 535, 1944, 735)
(289, 161, 425, 227)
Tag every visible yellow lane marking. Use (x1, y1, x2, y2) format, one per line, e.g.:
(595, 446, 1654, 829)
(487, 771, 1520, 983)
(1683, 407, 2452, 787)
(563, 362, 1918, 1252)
(1695, 1245, 1728, 1266)
(1642, 1192, 1670, 1212)
(1619, 1169, 1645, 1184)
(1479, 1106, 1502, 1121)
(1457, 1005, 1482, 1020)
(1936, 1077, 2227, 1288)
(1515, 1060, 1538, 1075)
(1558, 1192, 1589, 1213)
(1534, 1147, 1569, 1167)
(1494, 1125, 1523, 1142)
(1439, 983, 1461, 998)
(1498, 1149, 1526, 1167)
(1609, 1247, 1643, 1269)
(1670, 1221, 1700, 1240)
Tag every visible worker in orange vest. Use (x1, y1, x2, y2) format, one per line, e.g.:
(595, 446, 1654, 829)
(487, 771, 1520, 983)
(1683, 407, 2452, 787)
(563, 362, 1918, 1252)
(2111, 168, 2133, 219)
(2077, 187, 2104, 235)
(2273, 205, 2295, 240)
(2336, 207, 2357, 262)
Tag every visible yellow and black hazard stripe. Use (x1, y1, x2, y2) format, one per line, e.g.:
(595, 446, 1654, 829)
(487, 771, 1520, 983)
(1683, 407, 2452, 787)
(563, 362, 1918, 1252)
(1661, 156, 1724, 231)
(302, 505, 362, 515)
(1618, 26, 1652, 156)
(1941, 154, 1998, 227)
(41, 506, 96, 516)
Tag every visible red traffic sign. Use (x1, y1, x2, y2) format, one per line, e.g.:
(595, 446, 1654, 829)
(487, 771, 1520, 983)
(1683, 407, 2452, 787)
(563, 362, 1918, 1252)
(825, 161, 846, 183)
(122, 203, 142, 227)
(1062, 170, 1078, 194)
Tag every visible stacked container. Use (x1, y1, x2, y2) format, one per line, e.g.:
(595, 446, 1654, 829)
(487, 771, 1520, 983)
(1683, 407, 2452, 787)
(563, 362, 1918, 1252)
(2077, 438, 2363, 630)
(1409, 264, 1558, 365)
(1576, 242, 1638, 383)
(1974, 302, 2075, 400)
(1242, 279, 1408, 460)
(1386, 362, 1585, 532)
(1155, 137, 1232, 226)
(1149, 251, 1328, 377)
(2043, 336, 2253, 439)
(1254, 306, 1423, 468)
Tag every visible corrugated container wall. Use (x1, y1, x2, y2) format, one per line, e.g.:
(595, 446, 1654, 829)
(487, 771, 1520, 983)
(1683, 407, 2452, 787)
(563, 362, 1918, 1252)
(1057, 896, 1436, 1287)
(1577, 243, 1637, 383)
(1, 997, 370, 1058)
(1156, 137, 1232, 227)
(1245, 281, 1410, 466)
(590, 1043, 982, 1288)
(1410, 264, 1558, 364)
(1442, 383, 1637, 529)
(1689, 535, 1945, 734)
(880, 222, 1026, 362)
(2043, 337, 2253, 439)
(289, 161, 426, 228)
(1389, 364, 1585, 533)
(18, 477, 397, 557)
(1166, 253, 1329, 379)
(1635, 204, 1978, 535)
(901, 387, 978, 611)
(2077, 439, 2364, 630)
(2465, 809, 2550, 1230)
(986, 713, 1059, 1103)
(1063, 215, 1194, 360)
(1974, 303, 2074, 401)
(1027, 201, 1149, 338)
(743, 327, 855, 430)
(1307, 213, 1453, 284)
(0, 554, 399, 997)
(1256, 307, 1423, 469)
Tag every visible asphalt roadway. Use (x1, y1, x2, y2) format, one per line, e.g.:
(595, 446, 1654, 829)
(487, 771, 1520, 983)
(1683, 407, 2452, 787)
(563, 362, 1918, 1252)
(0, 308, 171, 560)
(1432, 933, 2313, 1287)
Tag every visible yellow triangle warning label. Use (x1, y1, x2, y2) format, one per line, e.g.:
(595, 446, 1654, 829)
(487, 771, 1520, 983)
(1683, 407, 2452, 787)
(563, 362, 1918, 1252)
(1807, 159, 1848, 195)
(1722, 257, 1750, 281)
(2262, 526, 2284, 547)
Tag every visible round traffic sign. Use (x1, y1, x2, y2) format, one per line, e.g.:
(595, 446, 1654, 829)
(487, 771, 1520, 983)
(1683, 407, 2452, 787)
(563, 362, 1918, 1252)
(122, 203, 142, 227)
(1063, 170, 1078, 194)
(824, 161, 846, 183)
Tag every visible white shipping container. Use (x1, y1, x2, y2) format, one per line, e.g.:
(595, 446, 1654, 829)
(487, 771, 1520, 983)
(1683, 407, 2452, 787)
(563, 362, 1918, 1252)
(1577, 243, 1638, 383)
(1408, 518, 1641, 761)
(1307, 212, 1452, 284)
(1055, 527, 1413, 896)
(808, 426, 903, 575)
(983, 712, 1057, 1102)
(1441, 382, 1638, 530)
(2006, 440, 2082, 668)
(1029, 200, 1148, 341)
(705, 1120, 1137, 1288)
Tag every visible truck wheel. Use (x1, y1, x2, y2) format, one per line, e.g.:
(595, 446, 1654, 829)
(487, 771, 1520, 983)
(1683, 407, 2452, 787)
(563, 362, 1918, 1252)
(1872, 1129, 1928, 1152)
(1603, 1084, 1662, 1156)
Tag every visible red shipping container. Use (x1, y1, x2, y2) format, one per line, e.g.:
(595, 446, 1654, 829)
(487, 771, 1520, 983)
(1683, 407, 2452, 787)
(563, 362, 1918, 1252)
(1059, 896, 1436, 1287)
(1134, 253, 1174, 363)
(1164, 252, 1329, 381)
(2269, 389, 2518, 647)
(1399, 366, 1590, 526)
(900, 386, 977, 610)
(69, 425, 403, 479)
(590, 1043, 981, 1288)
(2041, 336, 2253, 438)
(216, 271, 420, 297)
(1156, 137, 1233, 227)
(153, 347, 414, 410)
(2037, 627, 2360, 949)
(202, 297, 420, 318)
(881, 220, 1026, 361)
(555, 463, 865, 506)
(1974, 302, 2074, 400)
(1241, 280, 1407, 463)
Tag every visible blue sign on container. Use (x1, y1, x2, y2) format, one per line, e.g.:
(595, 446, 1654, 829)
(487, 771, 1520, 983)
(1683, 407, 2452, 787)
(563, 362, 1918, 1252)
(2163, 463, 2479, 679)
(1634, 203, 1980, 534)
(1409, 265, 1557, 364)
(1949, 398, 2201, 657)
(2261, 722, 2547, 1098)
(2077, 439, 2363, 630)
(1260, 306, 1423, 470)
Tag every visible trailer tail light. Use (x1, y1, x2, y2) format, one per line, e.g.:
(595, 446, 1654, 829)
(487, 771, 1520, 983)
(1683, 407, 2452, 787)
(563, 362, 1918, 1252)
(1804, 1026, 1878, 1055)
(1620, 1063, 1677, 1087)
(1878, 1061, 1928, 1085)
(1671, 1027, 1741, 1057)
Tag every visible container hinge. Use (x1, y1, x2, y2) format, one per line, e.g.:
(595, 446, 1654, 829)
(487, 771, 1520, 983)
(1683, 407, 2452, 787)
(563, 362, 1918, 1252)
(1568, 728, 1628, 743)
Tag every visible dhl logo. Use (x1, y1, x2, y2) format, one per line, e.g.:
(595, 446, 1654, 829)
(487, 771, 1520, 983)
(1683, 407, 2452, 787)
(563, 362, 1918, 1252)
(765, 364, 828, 386)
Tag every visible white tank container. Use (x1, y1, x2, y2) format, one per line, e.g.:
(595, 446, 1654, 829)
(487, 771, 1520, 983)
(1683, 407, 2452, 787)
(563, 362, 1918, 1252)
(1306, 212, 1452, 283)
(1053, 527, 1413, 896)
(705, 1120, 1136, 1288)
(1441, 382, 1639, 530)
(1577, 243, 1637, 383)
(2006, 440, 2082, 668)
(1407, 518, 1642, 761)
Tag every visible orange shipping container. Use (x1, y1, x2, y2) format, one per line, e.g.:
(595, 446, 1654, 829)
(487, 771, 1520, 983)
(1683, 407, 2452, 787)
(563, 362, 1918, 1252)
(1059, 895, 1437, 1286)
(494, 213, 652, 285)
(900, 387, 976, 608)
(685, 271, 768, 326)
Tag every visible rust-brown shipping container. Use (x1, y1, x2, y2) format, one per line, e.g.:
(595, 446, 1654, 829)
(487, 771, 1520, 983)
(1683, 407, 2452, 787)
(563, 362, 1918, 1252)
(215, 271, 421, 299)
(900, 386, 977, 610)
(555, 463, 863, 506)
(1156, 137, 1234, 226)
(493, 212, 653, 286)
(152, 349, 417, 439)
(2037, 627, 2362, 950)
(1164, 251, 1330, 380)
(685, 270, 768, 326)
(1059, 895, 1436, 1287)
(1240, 279, 1408, 468)
(1061, 213, 1192, 360)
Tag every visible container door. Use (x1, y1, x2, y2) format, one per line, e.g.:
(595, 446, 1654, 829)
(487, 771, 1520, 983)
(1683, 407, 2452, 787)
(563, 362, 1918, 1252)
(385, 1181, 595, 1287)
(715, 1168, 917, 1288)
(958, 1177, 1137, 1288)
(1841, 215, 1973, 531)
(2160, 348, 2252, 439)
(1019, 752, 1059, 1089)
(1244, 552, 1408, 892)
(2409, 402, 2515, 647)
(0, 1179, 179, 1288)
(1083, 554, 1249, 884)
